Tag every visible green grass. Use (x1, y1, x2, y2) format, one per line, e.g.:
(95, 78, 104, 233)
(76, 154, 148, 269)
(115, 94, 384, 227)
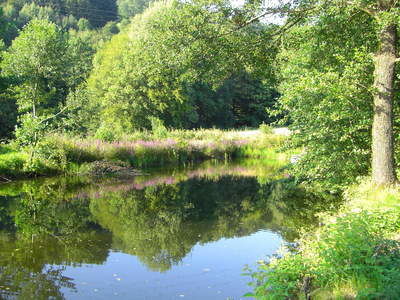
(247, 180, 400, 299)
(0, 145, 27, 179)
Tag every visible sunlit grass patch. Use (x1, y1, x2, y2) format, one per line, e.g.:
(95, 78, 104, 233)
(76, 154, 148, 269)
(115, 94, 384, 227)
(0, 146, 27, 179)
(344, 179, 400, 212)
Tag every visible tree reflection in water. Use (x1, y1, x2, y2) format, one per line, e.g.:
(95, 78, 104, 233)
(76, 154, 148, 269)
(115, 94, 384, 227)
(0, 160, 342, 297)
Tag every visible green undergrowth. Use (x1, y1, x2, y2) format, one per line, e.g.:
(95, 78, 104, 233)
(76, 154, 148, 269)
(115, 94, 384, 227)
(0, 145, 27, 179)
(0, 129, 287, 180)
(0, 144, 64, 180)
(247, 179, 400, 299)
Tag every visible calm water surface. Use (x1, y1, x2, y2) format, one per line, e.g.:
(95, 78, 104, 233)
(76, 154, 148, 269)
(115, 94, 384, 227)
(0, 159, 340, 299)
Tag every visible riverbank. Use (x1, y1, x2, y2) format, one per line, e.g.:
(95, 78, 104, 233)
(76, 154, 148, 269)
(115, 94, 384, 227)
(0, 128, 288, 181)
(248, 180, 400, 299)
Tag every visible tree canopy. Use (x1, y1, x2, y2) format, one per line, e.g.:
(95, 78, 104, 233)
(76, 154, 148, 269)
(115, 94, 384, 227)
(88, 0, 276, 131)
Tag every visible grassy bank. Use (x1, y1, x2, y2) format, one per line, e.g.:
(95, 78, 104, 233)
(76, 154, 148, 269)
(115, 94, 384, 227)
(247, 180, 400, 299)
(0, 128, 287, 181)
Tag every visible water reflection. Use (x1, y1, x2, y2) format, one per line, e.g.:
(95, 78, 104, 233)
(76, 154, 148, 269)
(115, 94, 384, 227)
(0, 160, 341, 299)
(0, 232, 111, 299)
(91, 175, 267, 272)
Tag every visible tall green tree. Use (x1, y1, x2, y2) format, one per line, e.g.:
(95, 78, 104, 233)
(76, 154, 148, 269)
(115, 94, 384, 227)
(88, 0, 274, 131)
(1, 19, 68, 145)
(261, 0, 400, 185)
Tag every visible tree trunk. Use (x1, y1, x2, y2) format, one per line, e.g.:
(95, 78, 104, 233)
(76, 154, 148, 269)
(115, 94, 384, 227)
(372, 24, 397, 185)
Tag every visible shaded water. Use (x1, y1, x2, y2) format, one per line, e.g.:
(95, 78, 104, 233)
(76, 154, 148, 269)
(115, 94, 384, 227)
(0, 159, 340, 299)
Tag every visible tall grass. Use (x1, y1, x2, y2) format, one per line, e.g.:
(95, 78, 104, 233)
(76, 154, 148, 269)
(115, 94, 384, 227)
(0, 129, 287, 179)
(58, 129, 286, 168)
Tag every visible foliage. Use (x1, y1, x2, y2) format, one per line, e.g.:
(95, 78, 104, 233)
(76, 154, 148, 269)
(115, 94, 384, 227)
(61, 83, 100, 135)
(16, 2, 60, 28)
(65, 29, 97, 89)
(1, 20, 67, 91)
(1, 19, 68, 136)
(0, 19, 103, 151)
(149, 117, 168, 139)
(117, 0, 153, 20)
(248, 181, 400, 299)
(14, 114, 48, 147)
(0, 86, 17, 141)
(1, 0, 118, 30)
(0, 9, 16, 140)
(0, 145, 27, 179)
(0, 0, 280, 140)
(219, 72, 280, 127)
(88, 0, 277, 131)
(26, 137, 68, 173)
(277, 17, 376, 188)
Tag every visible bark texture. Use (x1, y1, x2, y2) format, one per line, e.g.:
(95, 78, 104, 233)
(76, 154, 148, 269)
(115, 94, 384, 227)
(372, 24, 397, 185)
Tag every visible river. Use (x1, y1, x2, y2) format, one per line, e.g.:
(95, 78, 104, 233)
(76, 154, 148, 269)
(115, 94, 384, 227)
(0, 159, 340, 299)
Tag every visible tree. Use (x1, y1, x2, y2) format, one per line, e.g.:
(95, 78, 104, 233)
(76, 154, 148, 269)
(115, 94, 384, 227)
(1, 19, 68, 146)
(0, 88, 17, 140)
(1, 0, 118, 31)
(363, 1, 399, 184)
(117, 0, 154, 20)
(218, 72, 279, 127)
(0, 9, 17, 139)
(258, 0, 400, 185)
(17, 3, 58, 27)
(0, 6, 17, 44)
(88, 0, 274, 131)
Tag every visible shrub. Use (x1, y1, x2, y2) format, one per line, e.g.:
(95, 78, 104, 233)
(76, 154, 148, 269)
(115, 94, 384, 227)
(248, 209, 400, 299)
(248, 254, 311, 299)
(259, 123, 273, 135)
(94, 125, 120, 142)
(22, 137, 67, 175)
(149, 117, 168, 139)
(0, 149, 27, 178)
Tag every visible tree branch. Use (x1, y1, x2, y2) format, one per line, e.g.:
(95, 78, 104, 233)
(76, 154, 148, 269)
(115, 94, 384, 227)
(344, 0, 378, 16)
(218, 3, 317, 38)
(39, 105, 70, 125)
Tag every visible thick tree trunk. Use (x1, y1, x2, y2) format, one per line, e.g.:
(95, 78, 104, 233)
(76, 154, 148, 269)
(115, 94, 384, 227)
(372, 24, 397, 185)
